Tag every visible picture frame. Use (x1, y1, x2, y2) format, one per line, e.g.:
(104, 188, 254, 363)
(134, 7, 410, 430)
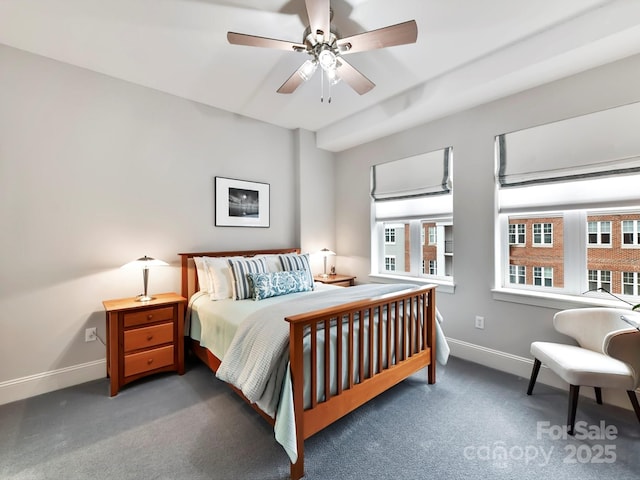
(214, 176, 270, 227)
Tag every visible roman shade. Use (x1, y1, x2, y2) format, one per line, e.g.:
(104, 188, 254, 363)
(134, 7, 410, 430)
(372, 148, 451, 200)
(498, 101, 640, 188)
(497, 101, 640, 213)
(372, 147, 452, 221)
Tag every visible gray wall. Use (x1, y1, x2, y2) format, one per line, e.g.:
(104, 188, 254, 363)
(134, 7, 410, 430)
(3, 40, 640, 406)
(335, 53, 640, 377)
(0, 45, 333, 400)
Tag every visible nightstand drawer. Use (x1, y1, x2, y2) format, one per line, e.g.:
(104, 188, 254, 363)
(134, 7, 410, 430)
(124, 306, 174, 327)
(124, 322, 174, 353)
(124, 345, 174, 377)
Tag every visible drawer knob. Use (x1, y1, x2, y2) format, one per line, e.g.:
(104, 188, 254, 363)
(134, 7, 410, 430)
(147, 314, 153, 320)
(147, 335, 153, 341)
(147, 358, 154, 365)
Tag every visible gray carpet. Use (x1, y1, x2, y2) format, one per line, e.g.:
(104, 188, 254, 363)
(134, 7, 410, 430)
(1, 355, 639, 480)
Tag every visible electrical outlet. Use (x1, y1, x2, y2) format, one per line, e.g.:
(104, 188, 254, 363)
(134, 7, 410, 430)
(475, 316, 485, 329)
(85, 327, 97, 342)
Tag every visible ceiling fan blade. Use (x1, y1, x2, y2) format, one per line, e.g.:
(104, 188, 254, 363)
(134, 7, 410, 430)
(305, 0, 330, 40)
(227, 32, 305, 52)
(337, 20, 418, 55)
(276, 64, 310, 94)
(336, 58, 375, 95)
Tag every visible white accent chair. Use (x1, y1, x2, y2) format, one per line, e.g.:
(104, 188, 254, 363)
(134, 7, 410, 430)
(527, 307, 640, 434)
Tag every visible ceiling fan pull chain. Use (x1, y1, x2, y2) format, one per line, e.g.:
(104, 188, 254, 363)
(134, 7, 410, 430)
(320, 68, 324, 103)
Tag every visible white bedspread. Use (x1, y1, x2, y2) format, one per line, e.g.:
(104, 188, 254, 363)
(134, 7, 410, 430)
(214, 283, 450, 463)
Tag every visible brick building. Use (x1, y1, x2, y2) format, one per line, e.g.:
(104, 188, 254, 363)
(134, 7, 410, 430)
(508, 214, 640, 294)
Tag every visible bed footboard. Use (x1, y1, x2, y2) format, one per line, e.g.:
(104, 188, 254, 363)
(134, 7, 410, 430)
(285, 285, 436, 480)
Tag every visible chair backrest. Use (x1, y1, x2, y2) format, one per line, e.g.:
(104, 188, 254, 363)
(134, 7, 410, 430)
(553, 307, 637, 353)
(604, 328, 640, 387)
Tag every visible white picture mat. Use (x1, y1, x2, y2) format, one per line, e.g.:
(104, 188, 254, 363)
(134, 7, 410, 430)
(215, 177, 270, 227)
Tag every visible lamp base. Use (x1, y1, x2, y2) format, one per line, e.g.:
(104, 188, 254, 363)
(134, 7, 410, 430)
(136, 295, 154, 302)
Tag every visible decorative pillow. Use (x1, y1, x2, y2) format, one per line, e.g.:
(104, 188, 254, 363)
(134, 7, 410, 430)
(204, 256, 244, 300)
(228, 257, 268, 300)
(279, 253, 314, 289)
(248, 270, 312, 300)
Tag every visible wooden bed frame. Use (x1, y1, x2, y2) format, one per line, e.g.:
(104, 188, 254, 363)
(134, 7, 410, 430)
(179, 248, 436, 480)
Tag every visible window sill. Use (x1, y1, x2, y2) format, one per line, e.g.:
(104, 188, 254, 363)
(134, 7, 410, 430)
(369, 274, 455, 294)
(492, 287, 633, 311)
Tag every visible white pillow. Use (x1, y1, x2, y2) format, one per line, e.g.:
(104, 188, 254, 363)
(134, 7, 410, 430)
(255, 254, 284, 273)
(205, 256, 244, 300)
(193, 257, 213, 293)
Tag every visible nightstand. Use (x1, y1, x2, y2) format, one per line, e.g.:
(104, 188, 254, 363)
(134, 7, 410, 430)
(102, 292, 187, 396)
(314, 274, 356, 287)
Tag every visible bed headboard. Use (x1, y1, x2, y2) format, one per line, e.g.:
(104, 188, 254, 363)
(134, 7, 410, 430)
(178, 248, 301, 300)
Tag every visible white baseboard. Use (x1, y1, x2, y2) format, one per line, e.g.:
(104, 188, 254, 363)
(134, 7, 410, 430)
(0, 359, 106, 406)
(447, 337, 638, 412)
(1, 340, 637, 413)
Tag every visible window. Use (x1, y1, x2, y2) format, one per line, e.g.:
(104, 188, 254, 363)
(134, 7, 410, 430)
(428, 227, 437, 245)
(588, 269, 611, 292)
(509, 223, 525, 245)
(622, 220, 640, 246)
(428, 260, 437, 275)
(496, 102, 640, 303)
(533, 223, 552, 246)
(371, 148, 454, 283)
(623, 272, 640, 296)
(509, 265, 526, 284)
(385, 227, 396, 244)
(533, 267, 553, 287)
(588, 221, 611, 245)
(385, 256, 396, 272)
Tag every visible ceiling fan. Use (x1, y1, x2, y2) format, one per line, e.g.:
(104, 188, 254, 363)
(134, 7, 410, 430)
(227, 0, 418, 100)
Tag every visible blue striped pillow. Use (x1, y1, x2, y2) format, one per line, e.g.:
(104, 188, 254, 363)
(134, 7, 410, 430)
(278, 253, 314, 289)
(228, 257, 268, 300)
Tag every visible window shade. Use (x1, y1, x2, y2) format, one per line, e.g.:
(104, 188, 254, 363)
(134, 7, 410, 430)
(371, 147, 451, 200)
(498, 101, 640, 187)
(372, 147, 452, 221)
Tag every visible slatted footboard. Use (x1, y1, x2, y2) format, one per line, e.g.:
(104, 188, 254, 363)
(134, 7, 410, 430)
(179, 250, 436, 480)
(285, 285, 436, 480)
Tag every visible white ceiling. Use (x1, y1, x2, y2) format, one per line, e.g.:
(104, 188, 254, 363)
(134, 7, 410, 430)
(1, 0, 640, 152)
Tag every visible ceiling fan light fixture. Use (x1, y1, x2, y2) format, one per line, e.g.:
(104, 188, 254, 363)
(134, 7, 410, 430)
(318, 46, 336, 71)
(298, 59, 318, 81)
(326, 67, 340, 85)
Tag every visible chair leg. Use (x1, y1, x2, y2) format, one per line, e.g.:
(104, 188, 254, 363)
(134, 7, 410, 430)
(527, 358, 541, 395)
(627, 390, 640, 423)
(594, 387, 602, 405)
(567, 385, 580, 436)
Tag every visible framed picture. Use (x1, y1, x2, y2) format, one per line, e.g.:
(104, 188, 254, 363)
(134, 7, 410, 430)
(215, 176, 270, 227)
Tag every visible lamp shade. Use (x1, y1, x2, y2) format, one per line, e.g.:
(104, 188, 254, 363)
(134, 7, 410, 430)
(121, 255, 168, 301)
(121, 256, 169, 269)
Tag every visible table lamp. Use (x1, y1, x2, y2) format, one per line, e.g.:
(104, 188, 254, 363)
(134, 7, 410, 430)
(318, 248, 336, 278)
(121, 255, 168, 301)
